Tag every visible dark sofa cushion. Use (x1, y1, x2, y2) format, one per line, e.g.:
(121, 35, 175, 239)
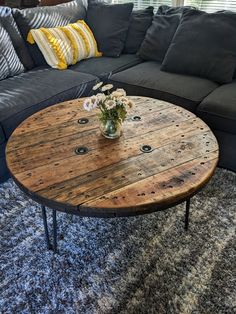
(109, 61, 219, 112)
(161, 10, 236, 84)
(124, 6, 154, 54)
(197, 80, 236, 134)
(86, 2, 133, 57)
(157, 5, 196, 15)
(0, 6, 34, 69)
(0, 126, 5, 144)
(69, 54, 142, 80)
(0, 67, 97, 138)
(13, 0, 86, 67)
(138, 14, 180, 62)
(0, 22, 24, 80)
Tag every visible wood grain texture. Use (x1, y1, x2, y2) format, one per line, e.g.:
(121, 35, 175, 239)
(6, 96, 219, 216)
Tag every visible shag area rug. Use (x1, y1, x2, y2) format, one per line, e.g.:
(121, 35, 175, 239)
(0, 168, 235, 314)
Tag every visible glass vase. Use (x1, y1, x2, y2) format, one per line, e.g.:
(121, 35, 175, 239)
(100, 119, 122, 139)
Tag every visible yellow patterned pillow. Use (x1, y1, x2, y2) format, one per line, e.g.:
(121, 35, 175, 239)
(27, 20, 102, 70)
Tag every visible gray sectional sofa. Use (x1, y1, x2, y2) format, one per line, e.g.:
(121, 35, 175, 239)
(0, 2, 236, 183)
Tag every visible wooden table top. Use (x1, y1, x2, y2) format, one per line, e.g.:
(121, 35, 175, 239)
(6, 96, 219, 217)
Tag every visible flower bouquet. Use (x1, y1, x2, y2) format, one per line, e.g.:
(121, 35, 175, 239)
(83, 82, 134, 139)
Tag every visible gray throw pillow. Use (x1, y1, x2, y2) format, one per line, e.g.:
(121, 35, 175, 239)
(13, 0, 87, 67)
(86, 2, 133, 57)
(0, 6, 34, 70)
(161, 10, 236, 84)
(124, 6, 154, 54)
(138, 13, 180, 62)
(0, 22, 24, 81)
(157, 5, 196, 15)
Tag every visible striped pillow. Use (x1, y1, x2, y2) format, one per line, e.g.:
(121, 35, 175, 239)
(0, 22, 24, 80)
(27, 20, 102, 70)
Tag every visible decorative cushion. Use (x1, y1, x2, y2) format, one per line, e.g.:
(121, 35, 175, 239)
(124, 6, 154, 54)
(27, 20, 102, 70)
(157, 5, 196, 15)
(0, 6, 34, 70)
(138, 13, 180, 62)
(0, 22, 24, 80)
(13, 0, 87, 67)
(86, 2, 133, 57)
(161, 10, 236, 84)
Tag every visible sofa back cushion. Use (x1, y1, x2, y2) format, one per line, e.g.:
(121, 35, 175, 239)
(138, 13, 180, 62)
(157, 5, 196, 15)
(124, 6, 154, 54)
(13, 0, 87, 67)
(86, 2, 133, 57)
(0, 21, 24, 80)
(138, 6, 196, 62)
(161, 10, 236, 84)
(0, 6, 34, 69)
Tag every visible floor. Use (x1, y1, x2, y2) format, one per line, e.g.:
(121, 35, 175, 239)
(0, 168, 235, 313)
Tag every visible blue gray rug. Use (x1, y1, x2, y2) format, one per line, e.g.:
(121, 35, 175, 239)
(0, 168, 236, 313)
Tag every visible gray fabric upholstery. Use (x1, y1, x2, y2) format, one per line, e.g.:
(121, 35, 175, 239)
(0, 6, 34, 70)
(110, 61, 219, 112)
(124, 7, 154, 54)
(86, 2, 133, 57)
(69, 54, 143, 80)
(0, 126, 5, 144)
(213, 130, 236, 172)
(197, 80, 236, 134)
(0, 22, 25, 80)
(0, 155, 8, 182)
(138, 14, 180, 62)
(0, 67, 98, 139)
(161, 10, 236, 84)
(13, 0, 87, 67)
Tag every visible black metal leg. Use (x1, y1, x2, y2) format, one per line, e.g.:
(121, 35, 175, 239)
(41, 205, 52, 249)
(52, 209, 58, 254)
(185, 199, 190, 231)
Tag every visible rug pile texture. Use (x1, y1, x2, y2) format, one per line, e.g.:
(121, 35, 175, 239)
(0, 168, 235, 313)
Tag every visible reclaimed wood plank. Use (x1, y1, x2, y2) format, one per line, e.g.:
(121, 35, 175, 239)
(6, 96, 219, 216)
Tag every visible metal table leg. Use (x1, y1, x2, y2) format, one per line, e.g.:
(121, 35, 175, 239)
(185, 199, 190, 231)
(41, 205, 51, 249)
(41, 205, 58, 253)
(52, 209, 58, 254)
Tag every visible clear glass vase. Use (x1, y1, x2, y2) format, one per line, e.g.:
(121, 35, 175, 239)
(100, 119, 122, 139)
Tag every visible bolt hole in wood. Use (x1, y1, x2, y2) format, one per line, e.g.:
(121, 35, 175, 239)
(140, 145, 153, 153)
(131, 116, 141, 121)
(75, 146, 89, 155)
(78, 118, 89, 124)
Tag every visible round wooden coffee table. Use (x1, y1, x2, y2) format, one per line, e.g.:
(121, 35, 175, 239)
(6, 96, 219, 252)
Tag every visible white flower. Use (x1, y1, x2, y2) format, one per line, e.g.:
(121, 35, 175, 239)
(83, 98, 93, 111)
(90, 95, 98, 108)
(111, 91, 122, 99)
(116, 88, 126, 97)
(96, 93, 106, 102)
(105, 99, 116, 110)
(101, 84, 113, 92)
(120, 97, 129, 106)
(92, 82, 103, 91)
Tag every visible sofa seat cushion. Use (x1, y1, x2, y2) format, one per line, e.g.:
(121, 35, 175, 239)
(109, 61, 219, 112)
(0, 67, 98, 138)
(197, 81, 236, 134)
(0, 126, 5, 144)
(69, 54, 142, 80)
